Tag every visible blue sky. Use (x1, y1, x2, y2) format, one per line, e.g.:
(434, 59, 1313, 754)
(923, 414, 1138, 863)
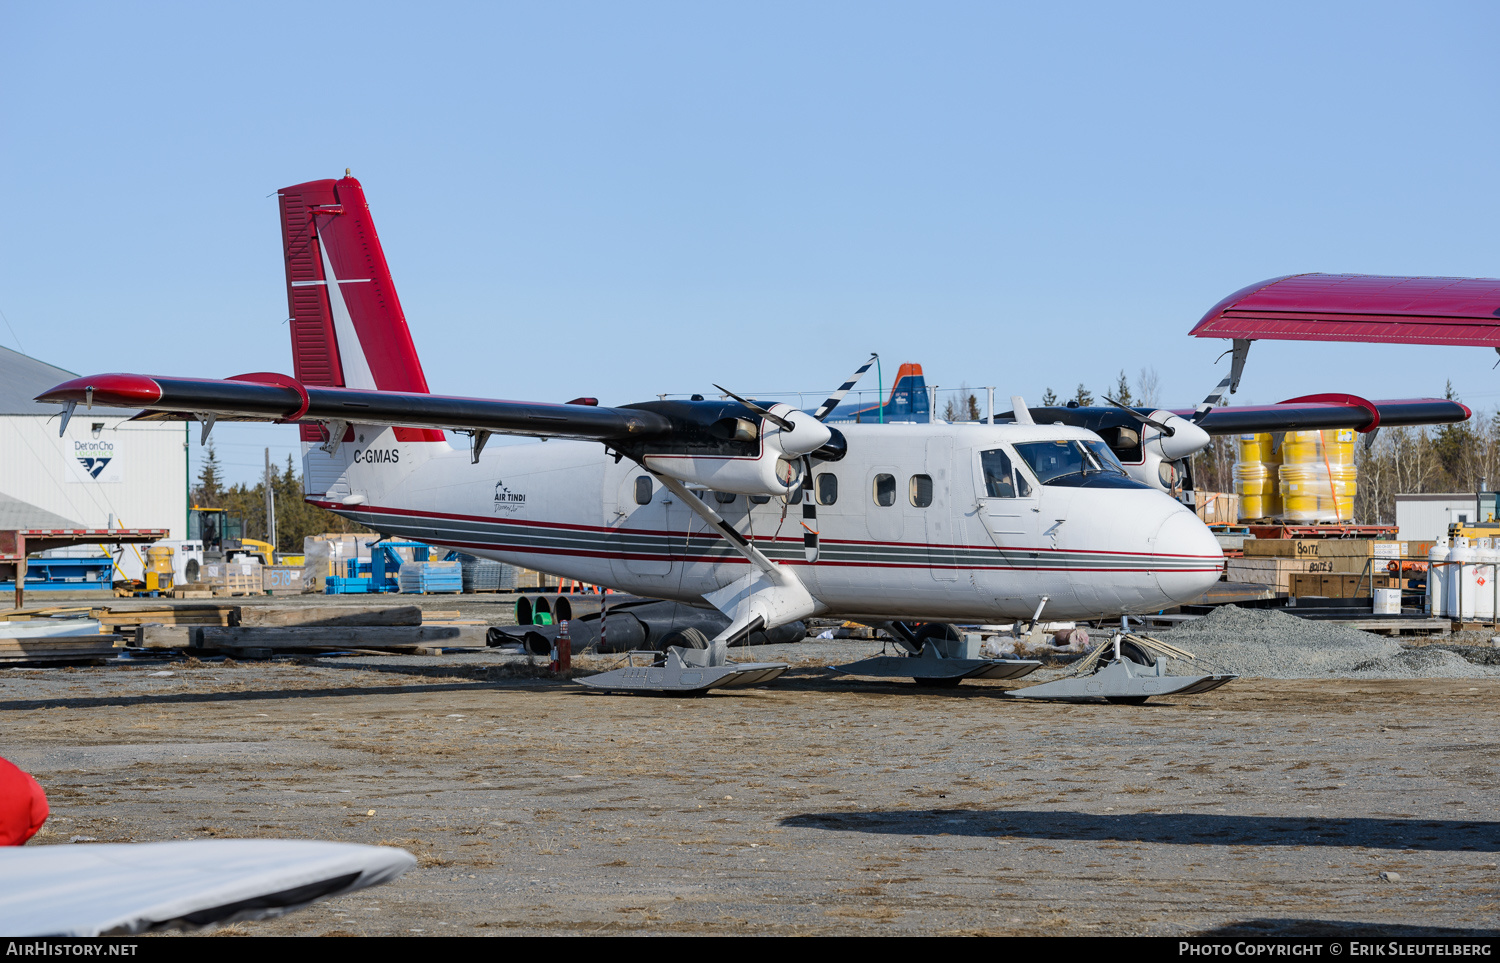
(2, 2, 1497, 484)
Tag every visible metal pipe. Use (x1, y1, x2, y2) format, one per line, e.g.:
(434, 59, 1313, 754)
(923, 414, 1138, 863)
(986, 387, 995, 425)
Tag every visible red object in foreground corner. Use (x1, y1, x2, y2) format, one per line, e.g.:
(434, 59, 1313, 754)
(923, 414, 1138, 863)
(0, 758, 49, 845)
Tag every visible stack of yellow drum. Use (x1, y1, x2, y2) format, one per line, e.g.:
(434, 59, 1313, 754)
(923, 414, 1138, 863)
(1233, 433, 1282, 520)
(1234, 429, 1356, 522)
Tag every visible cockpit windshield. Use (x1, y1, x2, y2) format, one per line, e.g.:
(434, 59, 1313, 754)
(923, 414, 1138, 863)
(1014, 439, 1129, 486)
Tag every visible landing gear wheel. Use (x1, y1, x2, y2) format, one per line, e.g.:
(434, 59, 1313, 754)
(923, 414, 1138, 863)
(184, 559, 200, 584)
(660, 627, 710, 650)
(1115, 639, 1157, 668)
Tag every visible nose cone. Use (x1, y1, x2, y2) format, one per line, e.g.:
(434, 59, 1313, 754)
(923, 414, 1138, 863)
(770, 406, 833, 457)
(1155, 415, 1211, 462)
(1151, 509, 1225, 605)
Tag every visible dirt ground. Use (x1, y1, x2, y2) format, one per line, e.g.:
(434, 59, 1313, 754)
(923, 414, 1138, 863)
(4, 644, 1497, 937)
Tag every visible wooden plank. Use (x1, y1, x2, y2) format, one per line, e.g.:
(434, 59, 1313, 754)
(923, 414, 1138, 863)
(236, 605, 423, 628)
(0, 606, 92, 621)
(201, 625, 487, 649)
(1326, 618, 1450, 635)
(0, 635, 125, 658)
(133, 625, 200, 648)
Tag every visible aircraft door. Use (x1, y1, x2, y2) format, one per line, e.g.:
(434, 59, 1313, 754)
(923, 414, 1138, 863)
(974, 446, 1041, 554)
(924, 437, 965, 580)
(609, 470, 674, 576)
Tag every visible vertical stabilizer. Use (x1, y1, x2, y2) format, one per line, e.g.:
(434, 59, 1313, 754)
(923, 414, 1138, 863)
(278, 176, 443, 443)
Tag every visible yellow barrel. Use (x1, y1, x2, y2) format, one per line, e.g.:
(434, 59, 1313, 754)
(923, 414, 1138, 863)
(1236, 433, 1273, 464)
(1234, 433, 1282, 521)
(1279, 464, 1357, 522)
(1281, 429, 1322, 465)
(1326, 428, 1356, 467)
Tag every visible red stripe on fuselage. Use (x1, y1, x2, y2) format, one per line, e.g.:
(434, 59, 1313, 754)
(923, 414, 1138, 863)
(309, 500, 1222, 571)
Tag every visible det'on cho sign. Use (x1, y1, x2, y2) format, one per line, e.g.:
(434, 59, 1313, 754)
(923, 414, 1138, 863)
(65, 436, 124, 484)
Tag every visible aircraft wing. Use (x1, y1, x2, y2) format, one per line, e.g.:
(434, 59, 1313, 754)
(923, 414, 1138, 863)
(0, 839, 414, 936)
(1027, 396, 1468, 438)
(35, 372, 673, 442)
(1190, 273, 1500, 347)
(1165, 396, 1470, 435)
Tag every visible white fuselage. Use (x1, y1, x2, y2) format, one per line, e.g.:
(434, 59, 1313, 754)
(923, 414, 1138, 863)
(306, 422, 1224, 623)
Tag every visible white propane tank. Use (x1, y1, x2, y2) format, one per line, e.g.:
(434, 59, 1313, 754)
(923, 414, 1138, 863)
(1447, 537, 1477, 622)
(1478, 546, 1500, 622)
(1428, 538, 1449, 617)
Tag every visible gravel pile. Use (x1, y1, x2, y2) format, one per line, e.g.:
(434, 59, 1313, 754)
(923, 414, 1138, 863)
(1161, 605, 1500, 680)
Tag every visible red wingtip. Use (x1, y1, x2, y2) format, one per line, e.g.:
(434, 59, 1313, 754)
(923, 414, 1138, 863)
(35, 373, 164, 407)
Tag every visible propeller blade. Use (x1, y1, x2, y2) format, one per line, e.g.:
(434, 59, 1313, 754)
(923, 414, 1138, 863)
(712, 385, 796, 432)
(1193, 338, 1252, 423)
(801, 455, 819, 562)
(1103, 396, 1175, 436)
(810, 354, 878, 423)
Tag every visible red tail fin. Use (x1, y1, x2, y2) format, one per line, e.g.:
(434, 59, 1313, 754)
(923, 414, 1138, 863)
(278, 175, 442, 442)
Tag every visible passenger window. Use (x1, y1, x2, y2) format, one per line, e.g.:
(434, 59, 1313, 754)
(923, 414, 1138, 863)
(749, 494, 770, 505)
(788, 485, 803, 505)
(873, 474, 896, 507)
(713, 491, 737, 504)
(816, 473, 838, 506)
(910, 474, 933, 507)
(634, 476, 652, 505)
(980, 448, 1032, 498)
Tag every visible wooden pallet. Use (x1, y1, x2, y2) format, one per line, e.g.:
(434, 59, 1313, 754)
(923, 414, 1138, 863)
(1328, 618, 1451, 636)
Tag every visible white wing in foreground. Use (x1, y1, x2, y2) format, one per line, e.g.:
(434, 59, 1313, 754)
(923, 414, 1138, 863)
(0, 839, 415, 936)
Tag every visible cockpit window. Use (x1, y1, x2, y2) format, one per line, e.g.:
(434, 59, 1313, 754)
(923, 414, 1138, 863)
(1014, 439, 1129, 486)
(979, 448, 1033, 498)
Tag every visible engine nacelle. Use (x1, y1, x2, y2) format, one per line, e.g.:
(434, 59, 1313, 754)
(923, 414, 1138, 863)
(642, 450, 804, 495)
(624, 401, 832, 496)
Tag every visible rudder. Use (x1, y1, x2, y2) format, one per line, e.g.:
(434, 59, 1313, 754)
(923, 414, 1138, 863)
(278, 175, 443, 443)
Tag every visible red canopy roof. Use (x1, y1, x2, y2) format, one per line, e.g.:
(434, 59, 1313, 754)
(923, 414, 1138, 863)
(1190, 273, 1500, 347)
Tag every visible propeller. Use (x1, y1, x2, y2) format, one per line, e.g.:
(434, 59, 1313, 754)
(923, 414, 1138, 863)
(810, 354, 878, 423)
(1102, 396, 1176, 436)
(713, 384, 796, 432)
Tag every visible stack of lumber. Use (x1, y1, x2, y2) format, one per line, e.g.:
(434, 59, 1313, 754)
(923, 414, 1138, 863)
(0, 635, 124, 663)
(127, 603, 486, 656)
(0, 606, 123, 664)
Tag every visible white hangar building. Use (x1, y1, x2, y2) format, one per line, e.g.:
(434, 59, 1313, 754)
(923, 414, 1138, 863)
(0, 346, 187, 538)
